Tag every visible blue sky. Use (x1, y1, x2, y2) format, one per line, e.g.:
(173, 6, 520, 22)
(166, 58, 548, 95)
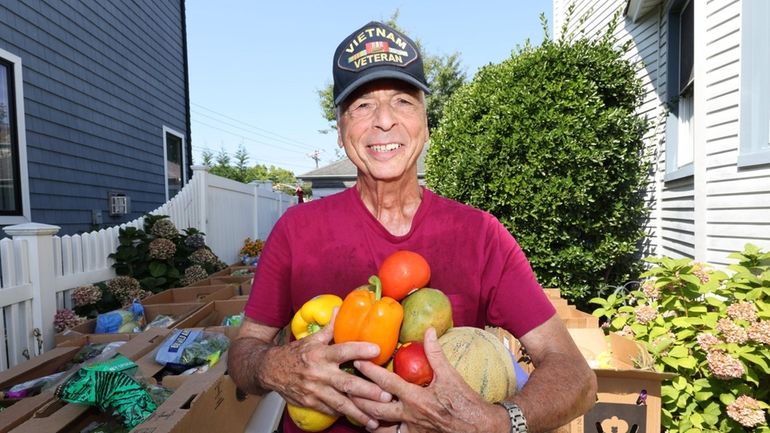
(186, 1, 554, 175)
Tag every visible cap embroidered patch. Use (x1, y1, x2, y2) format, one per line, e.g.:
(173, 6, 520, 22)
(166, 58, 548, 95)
(332, 21, 429, 106)
(337, 25, 419, 72)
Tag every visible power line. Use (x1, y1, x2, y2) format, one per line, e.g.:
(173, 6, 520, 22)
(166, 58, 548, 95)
(191, 118, 309, 156)
(191, 102, 316, 150)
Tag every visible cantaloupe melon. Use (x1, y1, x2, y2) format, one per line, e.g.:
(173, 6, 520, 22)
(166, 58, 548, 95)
(438, 327, 517, 403)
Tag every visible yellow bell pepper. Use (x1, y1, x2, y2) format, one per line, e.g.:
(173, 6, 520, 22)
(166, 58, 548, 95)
(291, 294, 343, 340)
(288, 294, 344, 431)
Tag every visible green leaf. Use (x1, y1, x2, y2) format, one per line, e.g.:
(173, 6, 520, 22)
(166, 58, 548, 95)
(694, 391, 713, 402)
(719, 393, 735, 405)
(668, 346, 689, 358)
(677, 356, 697, 369)
(149, 262, 167, 278)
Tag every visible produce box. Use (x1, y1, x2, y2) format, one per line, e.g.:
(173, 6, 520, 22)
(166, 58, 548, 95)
(55, 303, 203, 345)
(187, 276, 252, 296)
(208, 264, 256, 278)
(133, 326, 241, 388)
(10, 328, 254, 433)
(0, 328, 169, 433)
(141, 284, 237, 305)
(544, 288, 599, 329)
(172, 299, 247, 329)
(559, 328, 675, 433)
(132, 352, 261, 433)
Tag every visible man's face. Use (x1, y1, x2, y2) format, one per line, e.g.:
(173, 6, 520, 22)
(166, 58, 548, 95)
(337, 79, 428, 183)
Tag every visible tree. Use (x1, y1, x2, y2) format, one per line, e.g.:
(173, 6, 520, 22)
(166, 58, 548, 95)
(427, 12, 649, 304)
(200, 147, 312, 198)
(317, 12, 467, 135)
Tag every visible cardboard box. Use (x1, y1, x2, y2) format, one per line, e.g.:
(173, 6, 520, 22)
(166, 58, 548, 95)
(172, 299, 247, 329)
(560, 328, 675, 433)
(487, 326, 673, 433)
(10, 328, 240, 433)
(187, 275, 251, 288)
(208, 264, 256, 278)
(141, 284, 237, 305)
(132, 353, 261, 433)
(0, 329, 169, 433)
(55, 303, 203, 345)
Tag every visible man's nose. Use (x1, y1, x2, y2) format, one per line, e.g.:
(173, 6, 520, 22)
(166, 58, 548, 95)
(372, 103, 397, 130)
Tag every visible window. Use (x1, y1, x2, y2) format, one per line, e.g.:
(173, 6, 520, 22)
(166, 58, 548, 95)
(665, 0, 695, 180)
(738, 0, 770, 167)
(163, 127, 186, 201)
(0, 48, 29, 223)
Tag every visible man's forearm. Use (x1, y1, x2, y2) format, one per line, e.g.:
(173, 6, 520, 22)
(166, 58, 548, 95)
(228, 336, 276, 395)
(509, 352, 597, 433)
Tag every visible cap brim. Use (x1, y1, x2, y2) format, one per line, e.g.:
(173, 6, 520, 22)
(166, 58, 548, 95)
(334, 70, 431, 106)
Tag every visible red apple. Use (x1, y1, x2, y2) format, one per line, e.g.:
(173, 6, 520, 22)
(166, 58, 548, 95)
(393, 342, 434, 386)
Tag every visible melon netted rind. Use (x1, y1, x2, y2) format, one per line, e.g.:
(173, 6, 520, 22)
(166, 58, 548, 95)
(438, 326, 517, 403)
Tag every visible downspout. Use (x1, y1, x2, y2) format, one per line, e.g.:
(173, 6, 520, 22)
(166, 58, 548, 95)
(180, 0, 193, 182)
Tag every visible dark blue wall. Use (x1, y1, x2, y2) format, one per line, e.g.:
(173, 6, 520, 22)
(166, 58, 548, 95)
(0, 0, 188, 234)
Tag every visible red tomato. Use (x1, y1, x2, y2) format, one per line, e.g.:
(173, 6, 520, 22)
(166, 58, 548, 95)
(378, 250, 431, 301)
(393, 342, 434, 386)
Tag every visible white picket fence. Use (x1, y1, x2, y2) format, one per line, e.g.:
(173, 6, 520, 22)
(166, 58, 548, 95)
(0, 166, 295, 371)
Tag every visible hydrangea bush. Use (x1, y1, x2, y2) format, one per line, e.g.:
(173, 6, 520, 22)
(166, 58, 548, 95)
(108, 215, 226, 293)
(591, 244, 770, 432)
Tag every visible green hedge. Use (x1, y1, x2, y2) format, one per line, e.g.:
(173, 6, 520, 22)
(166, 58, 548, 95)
(427, 25, 649, 302)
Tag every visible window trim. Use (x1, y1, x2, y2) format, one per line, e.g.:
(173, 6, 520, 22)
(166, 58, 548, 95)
(0, 47, 30, 224)
(162, 126, 186, 202)
(664, 0, 695, 181)
(738, 0, 770, 168)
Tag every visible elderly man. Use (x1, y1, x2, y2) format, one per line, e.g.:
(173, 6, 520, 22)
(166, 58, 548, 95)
(229, 21, 596, 433)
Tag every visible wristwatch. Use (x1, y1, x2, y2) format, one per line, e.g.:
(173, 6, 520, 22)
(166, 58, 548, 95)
(496, 401, 529, 433)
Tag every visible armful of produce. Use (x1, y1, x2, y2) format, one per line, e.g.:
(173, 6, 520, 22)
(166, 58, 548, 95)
(333, 275, 404, 366)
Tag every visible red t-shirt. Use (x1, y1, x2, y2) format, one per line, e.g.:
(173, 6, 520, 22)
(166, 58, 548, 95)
(244, 186, 555, 433)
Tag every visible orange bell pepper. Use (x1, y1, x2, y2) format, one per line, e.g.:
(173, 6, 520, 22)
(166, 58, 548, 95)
(333, 275, 404, 365)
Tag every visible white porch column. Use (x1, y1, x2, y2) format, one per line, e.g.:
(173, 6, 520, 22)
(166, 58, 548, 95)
(4, 223, 61, 353)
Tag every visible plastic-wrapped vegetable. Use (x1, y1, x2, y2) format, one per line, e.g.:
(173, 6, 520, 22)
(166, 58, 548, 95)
(221, 312, 244, 327)
(95, 302, 145, 334)
(2, 371, 68, 399)
(155, 329, 229, 368)
(144, 314, 175, 330)
(55, 354, 156, 429)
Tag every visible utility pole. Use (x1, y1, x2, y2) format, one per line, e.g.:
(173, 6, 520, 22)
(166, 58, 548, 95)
(307, 149, 324, 168)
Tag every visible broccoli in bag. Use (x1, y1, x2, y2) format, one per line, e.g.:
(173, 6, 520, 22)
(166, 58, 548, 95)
(154, 329, 230, 371)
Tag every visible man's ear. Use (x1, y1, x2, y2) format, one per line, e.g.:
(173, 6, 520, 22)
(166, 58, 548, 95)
(337, 126, 343, 148)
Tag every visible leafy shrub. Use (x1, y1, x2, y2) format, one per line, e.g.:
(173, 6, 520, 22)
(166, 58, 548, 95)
(591, 244, 770, 432)
(108, 215, 226, 293)
(426, 14, 648, 303)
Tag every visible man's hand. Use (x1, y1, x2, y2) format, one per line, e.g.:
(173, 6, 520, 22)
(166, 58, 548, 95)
(351, 328, 508, 433)
(229, 312, 394, 429)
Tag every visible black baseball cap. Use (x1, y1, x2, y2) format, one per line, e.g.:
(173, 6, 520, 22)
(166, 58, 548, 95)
(333, 21, 430, 106)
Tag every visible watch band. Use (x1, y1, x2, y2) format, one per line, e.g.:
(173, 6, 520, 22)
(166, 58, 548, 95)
(496, 401, 529, 433)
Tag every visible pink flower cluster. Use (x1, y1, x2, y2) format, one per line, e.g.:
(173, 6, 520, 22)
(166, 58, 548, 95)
(706, 351, 744, 380)
(635, 305, 657, 325)
(716, 318, 748, 344)
(691, 262, 710, 283)
(696, 333, 722, 352)
(748, 321, 770, 345)
(641, 280, 659, 300)
(726, 302, 757, 322)
(726, 395, 766, 428)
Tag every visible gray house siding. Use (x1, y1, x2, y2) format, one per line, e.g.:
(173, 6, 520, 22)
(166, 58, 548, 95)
(0, 0, 189, 234)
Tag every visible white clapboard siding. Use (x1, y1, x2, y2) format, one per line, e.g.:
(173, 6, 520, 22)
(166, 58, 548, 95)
(555, 0, 770, 265)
